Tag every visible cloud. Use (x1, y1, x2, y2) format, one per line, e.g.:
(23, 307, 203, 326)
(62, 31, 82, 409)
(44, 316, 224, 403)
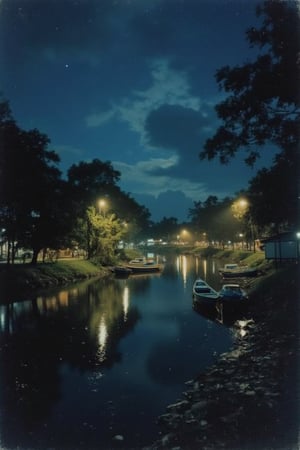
(84, 57, 220, 192)
(144, 103, 212, 153)
(85, 109, 116, 128)
(113, 158, 208, 200)
(134, 191, 195, 222)
(113, 158, 207, 221)
(85, 58, 212, 140)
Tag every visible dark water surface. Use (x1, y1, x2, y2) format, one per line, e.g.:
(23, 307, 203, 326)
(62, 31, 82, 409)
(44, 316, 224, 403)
(0, 255, 235, 450)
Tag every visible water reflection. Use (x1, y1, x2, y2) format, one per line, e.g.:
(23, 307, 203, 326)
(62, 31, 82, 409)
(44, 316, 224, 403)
(176, 254, 195, 287)
(97, 315, 108, 362)
(193, 296, 250, 329)
(0, 255, 235, 449)
(123, 285, 129, 321)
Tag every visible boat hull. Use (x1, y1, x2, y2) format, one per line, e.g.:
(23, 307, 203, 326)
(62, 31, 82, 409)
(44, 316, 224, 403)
(112, 266, 132, 277)
(192, 292, 219, 307)
(219, 268, 258, 278)
(192, 278, 220, 307)
(125, 264, 163, 273)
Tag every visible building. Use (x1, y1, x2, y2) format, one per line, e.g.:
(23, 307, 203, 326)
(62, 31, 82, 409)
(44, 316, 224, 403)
(262, 231, 300, 261)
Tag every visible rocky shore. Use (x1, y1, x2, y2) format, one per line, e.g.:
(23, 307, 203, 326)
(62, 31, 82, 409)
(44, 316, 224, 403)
(146, 265, 299, 450)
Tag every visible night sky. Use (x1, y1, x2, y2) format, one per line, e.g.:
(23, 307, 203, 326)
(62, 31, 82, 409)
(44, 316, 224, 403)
(0, 0, 276, 221)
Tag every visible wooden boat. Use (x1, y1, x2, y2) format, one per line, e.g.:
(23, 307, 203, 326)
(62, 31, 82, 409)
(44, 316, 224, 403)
(125, 258, 164, 273)
(219, 263, 258, 278)
(112, 266, 132, 277)
(218, 283, 248, 303)
(192, 278, 220, 306)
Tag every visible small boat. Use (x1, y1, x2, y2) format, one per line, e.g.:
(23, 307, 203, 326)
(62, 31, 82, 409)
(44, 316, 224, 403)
(219, 263, 258, 278)
(218, 283, 248, 303)
(192, 278, 220, 306)
(112, 266, 132, 277)
(216, 284, 249, 325)
(125, 258, 164, 273)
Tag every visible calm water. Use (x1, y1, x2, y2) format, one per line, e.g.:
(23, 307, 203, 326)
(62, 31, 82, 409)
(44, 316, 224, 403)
(0, 255, 236, 450)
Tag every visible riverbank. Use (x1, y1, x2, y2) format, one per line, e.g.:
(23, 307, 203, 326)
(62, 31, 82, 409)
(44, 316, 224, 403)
(0, 247, 263, 298)
(146, 263, 299, 450)
(0, 259, 110, 303)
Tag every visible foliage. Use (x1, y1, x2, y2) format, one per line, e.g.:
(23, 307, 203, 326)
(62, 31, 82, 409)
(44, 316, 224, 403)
(86, 207, 126, 264)
(247, 147, 299, 232)
(200, 0, 300, 166)
(150, 216, 179, 241)
(0, 99, 74, 263)
(66, 159, 151, 245)
(67, 159, 120, 211)
(189, 195, 241, 243)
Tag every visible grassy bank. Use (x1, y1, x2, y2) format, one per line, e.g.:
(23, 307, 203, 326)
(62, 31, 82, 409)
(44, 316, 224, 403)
(0, 259, 108, 302)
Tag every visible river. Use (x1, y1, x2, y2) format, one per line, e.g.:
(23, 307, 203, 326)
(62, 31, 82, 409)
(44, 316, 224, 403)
(0, 254, 238, 450)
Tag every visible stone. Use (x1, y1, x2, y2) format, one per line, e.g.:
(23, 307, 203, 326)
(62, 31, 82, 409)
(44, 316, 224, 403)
(167, 400, 189, 412)
(113, 435, 124, 441)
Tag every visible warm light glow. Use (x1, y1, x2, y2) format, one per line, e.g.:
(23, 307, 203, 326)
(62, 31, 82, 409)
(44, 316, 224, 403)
(123, 286, 129, 321)
(58, 291, 69, 305)
(238, 199, 248, 208)
(203, 259, 207, 279)
(231, 198, 249, 220)
(98, 199, 106, 211)
(97, 316, 108, 362)
(176, 255, 187, 286)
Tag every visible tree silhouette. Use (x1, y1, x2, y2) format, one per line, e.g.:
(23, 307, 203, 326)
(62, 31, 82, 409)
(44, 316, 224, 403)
(0, 99, 72, 264)
(200, 0, 300, 166)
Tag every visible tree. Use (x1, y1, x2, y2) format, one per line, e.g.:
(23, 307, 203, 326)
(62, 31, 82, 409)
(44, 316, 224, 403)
(85, 206, 125, 264)
(67, 159, 151, 247)
(0, 99, 71, 264)
(189, 196, 240, 245)
(150, 217, 178, 242)
(200, 0, 300, 166)
(67, 159, 121, 212)
(247, 147, 299, 232)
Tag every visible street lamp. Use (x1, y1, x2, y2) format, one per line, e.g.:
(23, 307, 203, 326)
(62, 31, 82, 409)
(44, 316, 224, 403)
(98, 199, 106, 216)
(232, 198, 255, 252)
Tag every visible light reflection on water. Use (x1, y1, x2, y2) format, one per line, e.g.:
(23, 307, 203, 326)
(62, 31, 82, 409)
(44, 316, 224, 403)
(0, 255, 239, 449)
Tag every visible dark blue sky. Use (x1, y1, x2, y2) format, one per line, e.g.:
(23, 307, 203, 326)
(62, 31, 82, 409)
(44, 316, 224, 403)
(0, 0, 276, 221)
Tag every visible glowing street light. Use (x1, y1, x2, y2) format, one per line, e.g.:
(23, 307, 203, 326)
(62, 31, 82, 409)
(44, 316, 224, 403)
(232, 198, 255, 252)
(238, 199, 248, 208)
(232, 198, 249, 220)
(98, 199, 107, 216)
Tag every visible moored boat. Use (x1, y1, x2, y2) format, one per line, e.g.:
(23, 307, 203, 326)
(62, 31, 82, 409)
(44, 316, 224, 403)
(218, 283, 248, 303)
(216, 284, 249, 325)
(219, 263, 258, 278)
(112, 266, 132, 277)
(192, 278, 220, 306)
(125, 258, 164, 273)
